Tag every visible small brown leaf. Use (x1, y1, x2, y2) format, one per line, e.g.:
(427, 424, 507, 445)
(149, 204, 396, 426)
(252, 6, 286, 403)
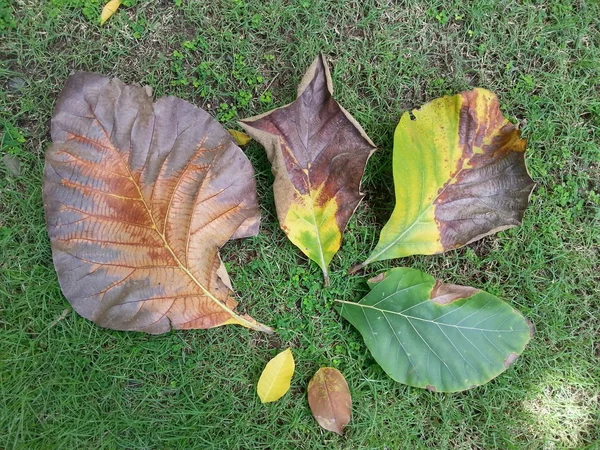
(308, 367, 351, 435)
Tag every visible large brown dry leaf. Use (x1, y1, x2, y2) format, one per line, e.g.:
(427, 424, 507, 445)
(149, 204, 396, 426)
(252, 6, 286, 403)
(240, 55, 376, 285)
(44, 73, 271, 334)
(308, 367, 352, 435)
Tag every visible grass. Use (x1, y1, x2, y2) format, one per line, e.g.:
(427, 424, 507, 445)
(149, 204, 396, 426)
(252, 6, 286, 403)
(1, 0, 599, 448)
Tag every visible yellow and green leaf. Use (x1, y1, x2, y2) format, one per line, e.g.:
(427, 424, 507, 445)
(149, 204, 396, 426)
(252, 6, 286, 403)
(353, 89, 535, 271)
(240, 55, 376, 284)
(257, 348, 295, 403)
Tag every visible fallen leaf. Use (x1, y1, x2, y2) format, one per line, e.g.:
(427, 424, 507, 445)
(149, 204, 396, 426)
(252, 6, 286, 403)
(308, 367, 351, 435)
(228, 129, 252, 146)
(257, 348, 295, 403)
(338, 267, 534, 392)
(3, 154, 21, 177)
(44, 72, 271, 334)
(100, 0, 122, 26)
(240, 55, 376, 285)
(352, 89, 535, 272)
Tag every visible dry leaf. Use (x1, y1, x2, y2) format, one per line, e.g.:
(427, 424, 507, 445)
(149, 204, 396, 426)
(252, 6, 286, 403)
(228, 129, 252, 146)
(44, 73, 271, 334)
(308, 367, 351, 435)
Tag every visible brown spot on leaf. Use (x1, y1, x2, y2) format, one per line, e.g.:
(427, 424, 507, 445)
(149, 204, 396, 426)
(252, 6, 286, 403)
(430, 280, 479, 305)
(503, 352, 519, 369)
(526, 318, 535, 338)
(368, 272, 387, 284)
(425, 385, 437, 392)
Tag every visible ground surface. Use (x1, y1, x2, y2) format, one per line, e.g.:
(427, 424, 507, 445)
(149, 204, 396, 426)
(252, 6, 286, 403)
(1, 1, 599, 449)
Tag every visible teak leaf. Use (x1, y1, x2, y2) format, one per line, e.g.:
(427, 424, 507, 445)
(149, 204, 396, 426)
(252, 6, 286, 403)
(240, 55, 376, 285)
(353, 89, 535, 271)
(308, 367, 352, 435)
(257, 348, 295, 403)
(338, 268, 534, 392)
(44, 73, 272, 334)
(100, 0, 121, 25)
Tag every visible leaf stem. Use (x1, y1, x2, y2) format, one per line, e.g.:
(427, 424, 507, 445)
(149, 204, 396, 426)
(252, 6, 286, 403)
(323, 269, 330, 287)
(348, 262, 365, 275)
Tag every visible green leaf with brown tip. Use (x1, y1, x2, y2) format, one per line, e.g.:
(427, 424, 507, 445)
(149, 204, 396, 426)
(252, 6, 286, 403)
(338, 267, 534, 393)
(353, 89, 535, 271)
(240, 55, 376, 284)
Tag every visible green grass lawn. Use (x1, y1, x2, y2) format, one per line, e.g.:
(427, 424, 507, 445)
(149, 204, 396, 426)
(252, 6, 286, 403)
(1, 0, 599, 448)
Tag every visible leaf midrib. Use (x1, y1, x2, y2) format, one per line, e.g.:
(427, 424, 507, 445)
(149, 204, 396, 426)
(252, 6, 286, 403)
(271, 114, 332, 282)
(86, 104, 264, 331)
(364, 166, 463, 265)
(337, 300, 526, 333)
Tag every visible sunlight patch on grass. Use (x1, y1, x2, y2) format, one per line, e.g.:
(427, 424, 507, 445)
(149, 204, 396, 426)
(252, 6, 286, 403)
(522, 383, 599, 448)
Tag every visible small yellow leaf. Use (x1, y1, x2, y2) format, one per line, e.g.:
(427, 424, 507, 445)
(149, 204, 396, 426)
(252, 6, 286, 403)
(257, 348, 295, 403)
(228, 129, 253, 146)
(100, 0, 122, 26)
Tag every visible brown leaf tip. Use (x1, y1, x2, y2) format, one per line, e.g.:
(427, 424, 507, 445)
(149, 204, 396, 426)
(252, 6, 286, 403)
(525, 318, 535, 338)
(348, 263, 364, 275)
(430, 281, 479, 305)
(503, 352, 519, 369)
(367, 273, 386, 284)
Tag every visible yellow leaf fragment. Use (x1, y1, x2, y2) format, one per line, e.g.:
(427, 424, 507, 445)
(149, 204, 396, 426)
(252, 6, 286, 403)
(257, 348, 295, 403)
(100, 0, 122, 26)
(228, 129, 253, 146)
